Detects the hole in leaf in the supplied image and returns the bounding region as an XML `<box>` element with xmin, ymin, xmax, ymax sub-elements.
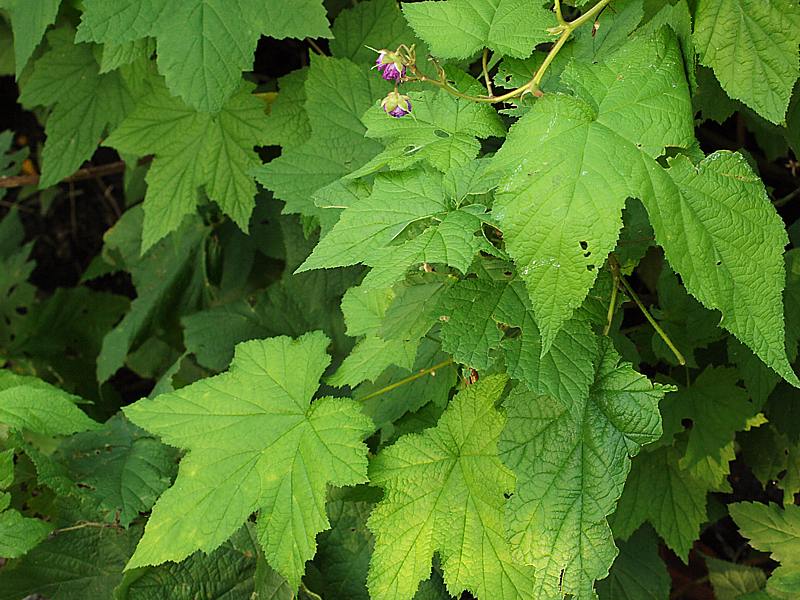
<box><xmin>715</xmin><ymin>260</ymin><xmax>722</xmax><ymax>266</ymax></box>
<box><xmin>579</xmin><ymin>241</ymin><xmax>588</xmax><ymax>250</ymax></box>
<box><xmin>584</xmin><ymin>251</ymin><xmax>591</xmax><ymax>258</ymax></box>
<box><xmin>586</xmin><ymin>264</ymin><xmax>595</xmax><ymax>271</ymax></box>
<box><xmin>681</xmin><ymin>418</ymin><xmax>693</xmax><ymax>429</ymax></box>
<box><xmin>433</xmin><ymin>129</ymin><xmax>450</xmax><ymax>138</ymax></box>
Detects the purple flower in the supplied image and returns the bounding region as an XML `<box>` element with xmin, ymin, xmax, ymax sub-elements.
<box><xmin>381</xmin><ymin>91</ymin><xmax>412</xmax><ymax>118</ymax></box>
<box><xmin>375</xmin><ymin>51</ymin><xmax>405</xmax><ymax>82</ymax></box>
<box><xmin>387</xmin><ymin>100</ymin><xmax>412</xmax><ymax>118</ymax></box>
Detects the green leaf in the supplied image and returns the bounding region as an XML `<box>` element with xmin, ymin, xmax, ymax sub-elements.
<box><xmin>77</xmin><ymin>0</ymin><xmax>329</xmax><ymax>112</ymax></box>
<box><xmin>255</xmin><ymin>56</ymin><xmax>387</xmax><ymax>222</ymax></box>
<box><xmin>328</xmin><ymin>336</ymin><xmax>417</xmax><ymax>387</ymax></box>
<box><xmin>96</xmin><ymin>207</ymin><xmax>209</xmax><ymax>382</ymax></box>
<box><xmin>301</xmin><ymin>169</ymin><xmax>488</xmax><ymax>282</ymax></box>
<box><xmin>10</xmin><ymin>287</ymin><xmax>130</xmax><ymax>400</ymax></box>
<box><xmin>438</xmin><ymin>273</ymin><xmax>599</xmax><ymax>403</ymax></box>
<box><xmin>402</xmin><ymin>0</ymin><xmax>555</xmax><ymax>60</ymax></box>
<box><xmin>99</xmin><ymin>38</ymin><xmax>155</xmax><ymax>74</ymax></box>
<box><xmin>0</xmin><ymin>213</ymin><xmax>35</xmax><ymax>348</ymax></box>
<box><xmin>739</xmin><ymin>425</ymin><xmax>800</xmax><ymax>505</ymax></box>
<box><xmin>489</xmin><ymin>29</ymin><xmax>694</xmax><ymax>350</ymax></box>
<box><xmin>115</xmin><ymin>525</ymin><xmax>261</xmax><ymax>599</ymax></box>
<box><xmin>331</xmin><ymin>0</ymin><xmax>421</xmax><ymax>65</ymax></box>
<box><xmin>500</xmin><ymin>340</ymin><xmax>668</xmax><ymax>599</ymax></box>
<box><xmin>367</xmin><ymin>375</ymin><xmax>536</xmax><ymax>600</ymax></box>
<box><xmin>730</xmin><ymin>503</ymin><xmax>800</xmax><ymax>598</ymax></box>
<box><xmin>352</xmin><ymin>89</ymin><xmax>505</xmax><ymax>176</ymax></box>
<box><xmin>659</xmin><ymin>368</ymin><xmax>760</xmax><ymax>487</ymax></box>
<box><xmin>0</xmin><ymin>0</ymin><xmax>61</xmax><ymax>77</ymax></box>
<box><xmin>0</xmin><ymin>525</ymin><xmax>140</xmax><ymax>600</ymax></box>
<box><xmin>0</xmin><ymin>372</ymin><xmax>98</xmax><ymax>436</ymax></box>
<box><xmin>123</xmin><ymin>332</ymin><xmax>373</xmax><ymax>587</ymax></box>
<box><xmin>706</xmin><ymin>556</ymin><xmax>768</xmax><ymax>600</ymax></box>
<box><xmin>649</xmin><ymin>152</ymin><xmax>799</xmax><ymax>386</ymax></box>
<box><xmin>356</xmin><ymin>337</ymin><xmax>457</xmax><ymax>432</ymax></box>
<box><xmin>693</xmin><ymin>0</ymin><xmax>800</xmax><ymax>124</ymax></box>
<box><xmin>18</xmin><ymin>27</ymin><xmax>134</xmax><ymax>187</ymax></box>
<box><xmin>595</xmin><ymin>526</ymin><xmax>670</xmax><ymax>600</ymax></box>
<box><xmin>299</xmin><ymin>170</ymin><xmax>448</xmax><ymax>272</ymax></box>
<box><xmin>104</xmin><ymin>77</ymin><xmax>268</xmax><ymax>250</ymax></box>
<box><xmin>611</xmin><ymin>444</ymin><xmax>710</xmax><ymax>560</ymax></box>
<box><xmin>56</xmin><ymin>415</ymin><xmax>178</xmax><ymax>528</ymax></box>
<box><xmin>263</xmin><ymin>69</ymin><xmax>311</xmax><ymax>149</ymax></box>
<box><xmin>0</xmin><ymin>509</ymin><xmax>53</xmax><ymax>559</ymax></box>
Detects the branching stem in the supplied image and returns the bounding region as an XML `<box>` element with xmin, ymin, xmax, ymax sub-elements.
<box><xmin>406</xmin><ymin>0</ymin><xmax>613</xmax><ymax>103</ymax></box>
<box><xmin>358</xmin><ymin>359</ymin><xmax>455</xmax><ymax>402</ymax></box>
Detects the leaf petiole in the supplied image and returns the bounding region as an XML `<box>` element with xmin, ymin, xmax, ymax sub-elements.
<box><xmin>358</xmin><ymin>358</ymin><xmax>455</xmax><ymax>402</ymax></box>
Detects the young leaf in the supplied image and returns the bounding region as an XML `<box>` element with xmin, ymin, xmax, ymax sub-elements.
<box><xmin>693</xmin><ymin>0</ymin><xmax>800</xmax><ymax>124</ymax></box>
<box><xmin>104</xmin><ymin>77</ymin><xmax>269</xmax><ymax>251</ymax></box>
<box><xmin>123</xmin><ymin>332</ymin><xmax>374</xmax><ymax>588</ymax></box>
<box><xmin>367</xmin><ymin>375</ymin><xmax>536</xmax><ymax>600</ymax></box>
<box><xmin>489</xmin><ymin>29</ymin><xmax>694</xmax><ymax>350</ymax></box>
<box><xmin>352</xmin><ymin>90</ymin><xmax>505</xmax><ymax>176</ymax></box>
<box><xmin>402</xmin><ymin>0</ymin><xmax>555</xmax><ymax>60</ymax></box>
<box><xmin>499</xmin><ymin>340</ymin><xmax>669</xmax><ymax>599</ymax></box>
<box><xmin>730</xmin><ymin>503</ymin><xmax>800</xmax><ymax>598</ymax></box>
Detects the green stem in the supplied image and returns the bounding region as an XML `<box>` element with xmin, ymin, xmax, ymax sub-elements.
<box><xmin>603</xmin><ymin>271</ymin><xmax>619</xmax><ymax>336</ymax></box>
<box><xmin>618</xmin><ymin>275</ymin><xmax>686</xmax><ymax>366</ymax></box>
<box><xmin>411</xmin><ymin>0</ymin><xmax>613</xmax><ymax>103</ymax></box>
<box><xmin>300</xmin><ymin>583</ymin><xmax>324</xmax><ymax>600</ymax></box>
<box><xmin>358</xmin><ymin>359</ymin><xmax>455</xmax><ymax>403</ymax></box>
<box><xmin>554</xmin><ymin>0</ymin><xmax>567</xmax><ymax>25</ymax></box>
<box><xmin>481</xmin><ymin>48</ymin><xmax>494</xmax><ymax>96</ymax></box>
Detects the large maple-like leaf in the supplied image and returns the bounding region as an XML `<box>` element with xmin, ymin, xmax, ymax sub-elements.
<box><xmin>367</xmin><ymin>375</ymin><xmax>536</xmax><ymax>600</ymax></box>
<box><xmin>123</xmin><ymin>332</ymin><xmax>373</xmax><ymax>587</ymax></box>
<box><xmin>104</xmin><ymin>76</ymin><xmax>269</xmax><ymax>251</ymax></box>
<box><xmin>693</xmin><ymin>0</ymin><xmax>800</xmax><ymax>124</ymax></box>
<box><xmin>77</xmin><ymin>0</ymin><xmax>330</xmax><ymax>112</ymax></box>
<box><xmin>402</xmin><ymin>0</ymin><xmax>555</xmax><ymax>60</ymax></box>
<box><xmin>499</xmin><ymin>340</ymin><xmax>670</xmax><ymax>599</ymax></box>
<box><xmin>489</xmin><ymin>29</ymin><xmax>695</xmax><ymax>351</ymax></box>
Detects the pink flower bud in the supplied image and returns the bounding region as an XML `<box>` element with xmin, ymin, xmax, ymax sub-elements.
<box><xmin>381</xmin><ymin>91</ymin><xmax>412</xmax><ymax>118</ymax></box>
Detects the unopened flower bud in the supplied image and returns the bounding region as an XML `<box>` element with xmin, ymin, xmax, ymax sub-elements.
<box><xmin>374</xmin><ymin>50</ymin><xmax>406</xmax><ymax>82</ymax></box>
<box><xmin>381</xmin><ymin>91</ymin><xmax>412</xmax><ymax>118</ymax></box>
